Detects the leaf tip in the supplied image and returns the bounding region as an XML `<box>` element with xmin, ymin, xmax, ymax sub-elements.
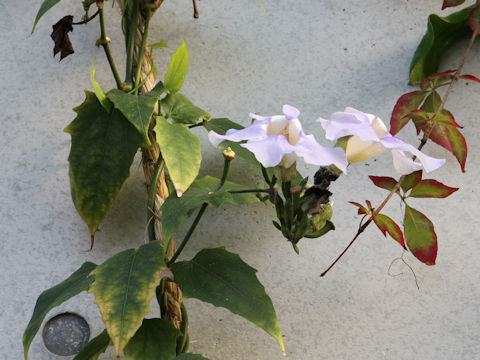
<box><xmin>174</xmin><ymin>183</ymin><xmax>185</xmax><ymax>197</ymax></box>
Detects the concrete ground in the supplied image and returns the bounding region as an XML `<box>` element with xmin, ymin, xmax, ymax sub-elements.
<box><xmin>1</xmin><ymin>1</ymin><xmax>480</xmax><ymax>359</ymax></box>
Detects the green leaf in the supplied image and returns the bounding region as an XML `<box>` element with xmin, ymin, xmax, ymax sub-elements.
<box><xmin>91</xmin><ymin>60</ymin><xmax>112</xmax><ymax>113</ymax></box>
<box><xmin>203</xmin><ymin>118</ymin><xmax>261</xmax><ymax>168</ymax></box>
<box><xmin>107</xmin><ymin>83</ymin><xmax>165</xmax><ymax>146</ymax></box>
<box><xmin>150</xmin><ymin>42</ymin><xmax>168</xmax><ymax>49</ymax></box>
<box><xmin>373</xmin><ymin>213</ymin><xmax>405</xmax><ymax>248</ymax></box>
<box><xmin>32</xmin><ymin>0</ymin><xmax>62</xmax><ymax>33</ymax></box>
<box><xmin>174</xmin><ymin>355</ymin><xmax>211</xmax><ymax>360</ymax></box>
<box><xmin>404</xmin><ymin>205</ymin><xmax>437</xmax><ymax>265</ymax></box>
<box><xmin>65</xmin><ymin>91</ymin><xmax>143</xmax><ymax>236</ymax></box>
<box><xmin>409</xmin><ymin>6</ymin><xmax>474</xmax><ymax>84</ymax></box>
<box><xmin>89</xmin><ymin>241</ymin><xmax>165</xmax><ymax>357</ymax></box>
<box><xmin>171</xmin><ymin>247</ymin><xmax>285</xmax><ymax>354</ymax></box>
<box><xmin>154</xmin><ymin>117</ymin><xmax>201</xmax><ymax>196</ymax></box>
<box><xmin>23</xmin><ymin>262</ymin><xmax>97</xmax><ymax>360</ymax></box>
<box><xmin>124</xmin><ymin>319</ymin><xmax>180</xmax><ymax>360</ymax></box>
<box><xmin>400</xmin><ymin>170</ymin><xmax>423</xmax><ymax>193</ymax></box>
<box><xmin>162</xmin><ymin>93</ymin><xmax>211</xmax><ymax>124</ymax></box>
<box><xmin>161</xmin><ymin>176</ymin><xmax>259</xmax><ymax>241</ymax></box>
<box><xmin>164</xmin><ymin>40</ymin><xmax>189</xmax><ymax>93</ymax></box>
<box><xmin>409</xmin><ymin>179</ymin><xmax>459</xmax><ymax>198</ymax></box>
<box><xmin>73</xmin><ymin>329</ymin><xmax>110</xmax><ymax>360</ymax></box>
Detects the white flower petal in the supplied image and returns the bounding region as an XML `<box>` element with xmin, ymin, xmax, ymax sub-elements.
<box><xmin>318</xmin><ymin>110</ymin><xmax>380</xmax><ymax>141</ymax></box>
<box><xmin>288</xmin><ymin>118</ymin><xmax>302</xmax><ymax>145</ymax></box>
<box><xmin>283</xmin><ymin>104</ymin><xmax>300</xmax><ymax>120</ymax></box>
<box><xmin>294</xmin><ymin>132</ymin><xmax>348</xmax><ymax>172</ymax></box>
<box><xmin>208</xmin><ymin>124</ymin><xmax>267</xmax><ymax>147</ymax></box>
<box><xmin>380</xmin><ymin>137</ymin><xmax>446</xmax><ymax>173</ymax></box>
<box><xmin>240</xmin><ymin>135</ymin><xmax>295</xmax><ymax>168</ymax></box>
<box><xmin>391</xmin><ymin>150</ymin><xmax>423</xmax><ymax>174</ymax></box>
<box><xmin>266</xmin><ymin>115</ymin><xmax>288</xmax><ymax>136</ymax></box>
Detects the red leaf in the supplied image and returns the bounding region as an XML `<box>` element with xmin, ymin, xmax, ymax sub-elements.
<box><xmin>409</xmin><ymin>179</ymin><xmax>459</xmax><ymax>198</ymax></box>
<box><xmin>349</xmin><ymin>201</ymin><xmax>367</xmax><ymax>215</ymax></box>
<box><xmin>404</xmin><ymin>205</ymin><xmax>437</xmax><ymax>265</ymax></box>
<box><xmin>366</xmin><ymin>200</ymin><xmax>373</xmax><ymax>211</ymax></box>
<box><xmin>428</xmin><ymin>119</ymin><xmax>468</xmax><ymax>172</ymax></box>
<box><xmin>369</xmin><ymin>176</ymin><xmax>397</xmax><ymax>191</ymax></box>
<box><xmin>373</xmin><ymin>213</ymin><xmax>405</xmax><ymax>248</ymax></box>
<box><xmin>421</xmin><ymin>91</ymin><xmax>442</xmax><ymax>113</ymax></box>
<box><xmin>390</xmin><ymin>91</ymin><xmax>428</xmax><ymax>135</ymax></box>
<box><xmin>442</xmin><ymin>0</ymin><xmax>466</xmax><ymax>10</ymax></box>
<box><xmin>459</xmin><ymin>74</ymin><xmax>480</xmax><ymax>83</ymax></box>
<box><xmin>469</xmin><ymin>4</ymin><xmax>480</xmax><ymax>34</ymax></box>
<box><xmin>400</xmin><ymin>170</ymin><xmax>422</xmax><ymax>193</ymax></box>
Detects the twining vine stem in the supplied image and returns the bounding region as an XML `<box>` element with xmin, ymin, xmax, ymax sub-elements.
<box><xmin>167</xmin><ymin>157</ymin><xmax>233</xmax><ymax>266</ymax></box>
<box><xmin>147</xmin><ymin>155</ymin><xmax>165</xmax><ymax>242</ymax></box>
<box><xmin>98</xmin><ymin>2</ymin><xmax>123</xmax><ymax>89</ymax></box>
<box><xmin>321</xmin><ymin>31</ymin><xmax>478</xmax><ymax>277</ymax></box>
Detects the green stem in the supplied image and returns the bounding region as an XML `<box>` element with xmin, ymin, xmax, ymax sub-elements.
<box><xmin>261</xmin><ymin>166</ymin><xmax>271</xmax><ymax>185</ymax></box>
<box><xmin>177</xmin><ymin>303</ymin><xmax>189</xmax><ymax>354</ymax></box>
<box><xmin>228</xmin><ymin>189</ymin><xmax>269</xmax><ymax>194</ymax></box>
<box><xmin>147</xmin><ymin>155</ymin><xmax>165</xmax><ymax>242</ymax></box>
<box><xmin>134</xmin><ymin>7</ymin><xmax>152</xmax><ymax>94</ymax></box>
<box><xmin>167</xmin><ymin>157</ymin><xmax>232</xmax><ymax>265</ymax></box>
<box><xmin>98</xmin><ymin>6</ymin><xmax>123</xmax><ymax>89</ymax></box>
<box><xmin>128</xmin><ymin>67</ymin><xmax>153</xmax><ymax>94</ymax></box>
<box><xmin>125</xmin><ymin>0</ymin><xmax>139</xmax><ymax>85</ymax></box>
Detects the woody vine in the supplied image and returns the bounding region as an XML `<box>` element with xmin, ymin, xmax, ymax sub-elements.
<box><xmin>22</xmin><ymin>1</ymin><xmax>479</xmax><ymax>359</ymax></box>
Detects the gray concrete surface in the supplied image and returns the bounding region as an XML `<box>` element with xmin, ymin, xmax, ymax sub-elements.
<box><xmin>1</xmin><ymin>1</ymin><xmax>480</xmax><ymax>359</ymax></box>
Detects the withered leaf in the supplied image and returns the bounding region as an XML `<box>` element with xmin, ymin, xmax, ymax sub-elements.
<box><xmin>51</xmin><ymin>15</ymin><xmax>74</xmax><ymax>60</ymax></box>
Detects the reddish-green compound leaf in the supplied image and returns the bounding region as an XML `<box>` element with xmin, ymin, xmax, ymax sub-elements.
<box><xmin>459</xmin><ymin>74</ymin><xmax>480</xmax><ymax>82</ymax></box>
<box><xmin>422</xmin><ymin>90</ymin><xmax>442</xmax><ymax>113</ymax></box>
<box><xmin>368</xmin><ymin>176</ymin><xmax>397</xmax><ymax>191</ymax></box>
<box><xmin>349</xmin><ymin>201</ymin><xmax>367</xmax><ymax>215</ymax></box>
<box><xmin>404</xmin><ymin>205</ymin><xmax>437</xmax><ymax>265</ymax></box>
<box><xmin>390</xmin><ymin>91</ymin><xmax>428</xmax><ymax>135</ymax></box>
<box><xmin>409</xmin><ymin>6</ymin><xmax>474</xmax><ymax>84</ymax></box>
<box><xmin>409</xmin><ymin>179</ymin><xmax>459</xmax><ymax>198</ymax></box>
<box><xmin>23</xmin><ymin>262</ymin><xmax>97</xmax><ymax>360</ymax></box>
<box><xmin>442</xmin><ymin>0</ymin><xmax>466</xmax><ymax>10</ymax></box>
<box><xmin>171</xmin><ymin>247</ymin><xmax>285</xmax><ymax>354</ymax></box>
<box><xmin>366</xmin><ymin>200</ymin><xmax>373</xmax><ymax>211</ymax></box>
<box><xmin>65</xmin><ymin>91</ymin><xmax>143</xmax><ymax>236</ymax></box>
<box><xmin>373</xmin><ymin>213</ymin><xmax>405</xmax><ymax>248</ymax></box>
<box><xmin>428</xmin><ymin>118</ymin><xmax>468</xmax><ymax>172</ymax></box>
<box><xmin>401</xmin><ymin>170</ymin><xmax>422</xmax><ymax>193</ymax></box>
<box><xmin>89</xmin><ymin>241</ymin><xmax>165</xmax><ymax>357</ymax></box>
<box><xmin>469</xmin><ymin>4</ymin><xmax>480</xmax><ymax>33</ymax></box>
<box><xmin>124</xmin><ymin>319</ymin><xmax>180</xmax><ymax>360</ymax></box>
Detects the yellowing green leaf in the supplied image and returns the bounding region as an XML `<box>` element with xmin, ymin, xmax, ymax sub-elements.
<box><xmin>171</xmin><ymin>247</ymin><xmax>285</xmax><ymax>354</ymax></box>
<box><xmin>65</xmin><ymin>91</ymin><xmax>143</xmax><ymax>236</ymax></box>
<box><xmin>162</xmin><ymin>92</ymin><xmax>210</xmax><ymax>124</ymax></box>
<box><xmin>23</xmin><ymin>262</ymin><xmax>97</xmax><ymax>360</ymax></box>
<box><xmin>89</xmin><ymin>241</ymin><xmax>165</xmax><ymax>357</ymax></box>
<box><xmin>164</xmin><ymin>40</ymin><xmax>189</xmax><ymax>93</ymax></box>
<box><xmin>124</xmin><ymin>319</ymin><xmax>180</xmax><ymax>360</ymax></box>
<box><xmin>91</xmin><ymin>60</ymin><xmax>112</xmax><ymax>113</ymax></box>
<box><xmin>154</xmin><ymin>117</ymin><xmax>201</xmax><ymax>196</ymax></box>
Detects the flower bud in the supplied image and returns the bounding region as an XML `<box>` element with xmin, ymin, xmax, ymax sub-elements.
<box><xmin>275</xmin><ymin>162</ymin><xmax>297</xmax><ymax>183</ymax></box>
<box><xmin>222</xmin><ymin>147</ymin><xmax>235</xmax><ymax>161</ymax></box>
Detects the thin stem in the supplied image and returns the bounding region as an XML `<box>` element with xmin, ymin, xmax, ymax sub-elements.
<box><xmin>261</xmin><ymin>166</ymin><xmax>271</xmax><ymax>185</ymax></box>
<box><xmin>134</xmin><ymin>7</ymin><xmax>152</xmax><ymax>94</ymax></box>
<box><xmin>192</xmin><ymin>0</ymin><xmax>199</xmax><ymax>18</ymax></box>
<box><xmin>420</xmin><ymin>31</ymin><xmax>478</xmax><ymax>149</ymax></box>
<box><xmin>167</xmin><ymin>157</ymin><xmax>233</xmax><ymax>265</ymax></box>
<box><xmin>72</xmin><ymin>9</ymin><xmax>100</xmax><ymax>25</ymax></box>
<box><xmin>228</xmin><ymin>189</ymin><xmax>269</xmax><ymax>194</ymax></box>
<box><xmin>98</xmin><ymin>5</ymin><xmax>123</xmax><ymax>89</ymax></box>
<box><xmin>128</xmin><ymin>67</ymin><xmax>153</xmax><ymax>94</ymax></box>
<box><xmin>321</xmin><ymin>32</ymin><xmax>478</xmax><ymax>277</ymax></box>
<box><xmin>147</xmin><ymin>155</ymin><xmax>165</xmax><ymax>242</ymax></box>
<box><xmin>125</xmin><ymin>0</ymin><xmax>139</xmax><ymax>85</ymax></box>
<box><xmin>187</xmin><ymin>122</ymin><xmax>205</xmax><ymax>129</ymax></box>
